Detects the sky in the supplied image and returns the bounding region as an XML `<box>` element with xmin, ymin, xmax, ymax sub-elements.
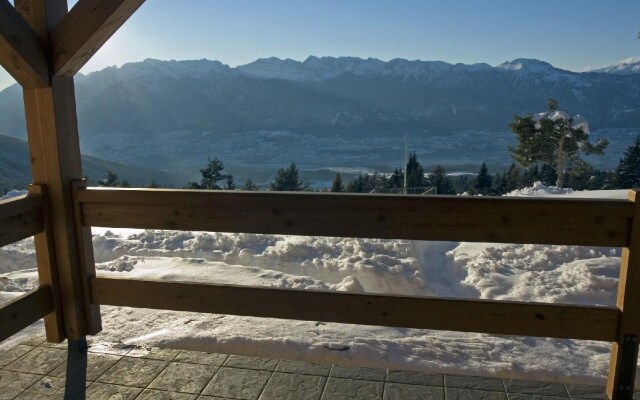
<box><xmin>1</xmin><ymin>0</ymin><xmax>639</xmax><ymax>90</ymax></box>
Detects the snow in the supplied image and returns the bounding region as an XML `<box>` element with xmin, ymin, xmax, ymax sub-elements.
<box><xmin>0</xmin><ymin>183</ymin><xmax>633</xmax><ymax>384</ymax></box>
<box><xmin>587</xmin><ymin>57</ymin><xmax>640</xmax><ymax>75</ymax></box>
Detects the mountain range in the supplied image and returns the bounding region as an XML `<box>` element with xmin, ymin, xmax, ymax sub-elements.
<box><xmin>0</xmin><ymin>56</ymin><xmax>638</xmax><ymax>183</ymax></box>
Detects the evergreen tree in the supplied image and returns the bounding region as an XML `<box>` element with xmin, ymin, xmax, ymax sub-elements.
<box><xmin>100</xmin><ymin>171</ymin><xmax>121</xmax><ymax>187</ymax></box>
<box><xmin>331</xmin><ymin>173</ymin><xmax>345</xmax><ymax>192</ymax></box>
<box><xmin>188</xmin><ymin>157</ymin><xmax>231</xmax><ymax>190</ymax></box>
<box><xmin>387</xmin><ymin>168</ymin><xmax>404</xmax><ymax>189</ymax></box>
<box><xmin>225</xmin><ymin>175</ymin><xmax>236</xmax><ymax>190</ymax></box>
<box><xmin>615</xmin><ymin>135</ymin><xmax>640</xmax><ymax>189</ymax></box>
<box><xmin>270</xmin><ymin>162</ymin><xmax>308</xmax><ymax>191</ymax></box>
<box><xmin>509</xmin><ymin>98</ymin><xmax>608</xmax><ymax>187</ymax></box>
<box><xmin>242</xmin><ymin>178</ymin><xmax>259</xmax><ymax>191</ymax></box>
<box><xmin>431</xmin><ymin>165</ymin><xmax>456</xmax><ymax>195</ymax></box>
<box><xmin>405</xmin><ymin>152</ymin><xmax>425</xmax><ymax>187</ymax></box>
<box><xmin>473</xmin><ymin>163</ymin><xmax>492</xmax><ymax>195</ymax></box>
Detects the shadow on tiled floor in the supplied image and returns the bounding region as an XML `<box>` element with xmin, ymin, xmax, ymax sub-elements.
<box><xmin>0</xmin><ymin>334</ymin><xmax>613</xmax><ymax>399</ymax></box>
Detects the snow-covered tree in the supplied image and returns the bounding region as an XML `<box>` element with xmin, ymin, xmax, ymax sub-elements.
<box><xmin>615</xmin><ymin>135</ymin><xmax>640</xmax><ymax>189</ymax></box>
<box><xmin>509</xmin><ymin>99</ymin><xmax>608</xmax><ymax>188</ymax></box>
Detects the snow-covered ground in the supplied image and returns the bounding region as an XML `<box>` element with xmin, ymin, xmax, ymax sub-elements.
<box><xmin>0</xmin><ymin>184</ymin><xmax>632</xmax><ymax>384</ymax></box>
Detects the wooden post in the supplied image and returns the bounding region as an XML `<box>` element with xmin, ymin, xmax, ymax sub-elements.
<box><xmin>607</xmin><ymin>190</ymin><xmax>640</xmax><ymax>400</ymax></box>
<box><xmin>16</xmin><ymin>0</ymin><xmax>101</xmax><ymax>340</ymax></box>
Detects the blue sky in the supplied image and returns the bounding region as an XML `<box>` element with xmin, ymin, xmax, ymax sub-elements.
<box><xmin>1</xmin><ymin>0</ymin><xmax>639</xmax><ymax>90</ymax></box>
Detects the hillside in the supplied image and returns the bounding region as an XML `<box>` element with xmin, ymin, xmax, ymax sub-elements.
<box><xmin>0</xmin><ymin>134</ymin><xmax>182</xmax><ymax>192</ymax></box>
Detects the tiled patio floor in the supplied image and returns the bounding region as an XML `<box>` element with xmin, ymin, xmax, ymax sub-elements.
<box><xmin>0</xmin><ymin>334</ymin><xmax>613</xmax><ymax>400</ymax></box>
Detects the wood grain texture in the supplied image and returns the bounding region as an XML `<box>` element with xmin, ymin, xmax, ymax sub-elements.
<box><xmin>608</xmin><ymin>190</ymin><xmax>640</xmax><ymax>399</ymax></box>
<box><xmin>91</xmin><ymin>277</ymin><xmax>620</xmax><ymax>342</ymax></box>
<box><xmin>77</xmin><ymin>188</ymin><xmax>634</xmax><ymax>247</ymax></box>
<box><xmin>0</xmin><ymin>0</ymin><xmax>49</xmax><ymax>87</ymax></box>
<box><xmin>0</xmin><ymin>285</ymin><xmax>53</xmax><ymax>343</ymax></box>
<box><xmin>0</xmin><ymin>191</ymin><xmax>43</xmax><ymax>247</ymax></box>
<box><xmin>50</xmin><ymin>0</ymin><xmax>146</xmax><ymax>76</ymax></box>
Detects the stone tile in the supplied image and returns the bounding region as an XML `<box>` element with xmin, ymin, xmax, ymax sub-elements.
<box><xmin>563</xmin><ymin>384</ymin><xmax>607</xmax><ymax>400</ymax></box>
<box><xmin>149</xmin><ymin>361</ymin><xmax>217</xmax><ymax>394</ymax></box>
<box><xmin>175</xmin><ymin>350</ymin><xmax>229</xmax><ymax>366</ymax></box>
<box><xmin>0</xmin><ymin>370</ymin><xmax>41</xmax><ymax>400</ymax></box>
<box><xmin>202</xmin><ymin>367</ymin><xmax>271</xmax><ymax>399</ymax></box>
<box><xmin>446</xmin><ymin>387</ymin><xmax>507</xmax><ymax>400</ymax></box>
<box><xmin>49</xmin><ymin>352</ymin><xmax>121</xmax><ymax>381</ymax></box>
<box><xmin>505</xmin><ymin>380</ymin><xmax>568</xmax><ymax>397</ymax></box>
<box><xmin>330</xmin><ymin>365</ymin><xmax>386</xmax><ymax>382</ymax></box>
<box><xmin>223</xmin><ymin>355</ymin><xmax>279</xmax><ymax>371</ymax></box>
<box><xmin>321</xmin><ymin>377</ymin><xmax>383</xmax><ymax>399</ymax></box>
<box><xmin>137</xmin><ymin>388</ymin><xmax>198</xmax><ymax>399</ymax></box>
<box><xmin>506</xmin><ymin>395</ymin><xmax>571</xmax><ymax>400</ymax></box>
<box><xmin>387</xmin><ymin>370</ymin><xmax>443</xmax><ymax>386</ymax></box>
<box><xmin>84</xmin><ymin>382</ymin><xmax>143</xmax><ymax>399</ymax></box>
<box><xmin>276</xmin><ymin>360</ymin><xmax>332</xmax><ymax>376</ymax></box>
<box><xmin>88</xmin><ymin>341</ymin><xmax>136</xmax><ymax>356</ymax></box>
<box><xmin>446</xmin><ymin>375</ymin><xmax>505</xmax><ymax>392</ymax></box>
<box><xmin>384</xmin><ymin>382</ymin><xmax>445</xmax><ymax>400</ymax></box>
<box><xmin>14</xmin><ymin>376</ymin><xmax>66</xmax><ymax>400</ymax></box>
<box><xmin>5</xmin><ymin>347</ymin><xmax>66</xmax><ymax>375</ymax></box>
<box><xmin>98</xmin><ymin>357</ymin><xmax>169</xmax><ymax>388</ymax></box>
<box><xmin>260</xmin><ymin>372</ymin><xmax>326</xmax><ymax>400</ymax></box>
<box><xmin>127</xmin><ymin>346</ymin><xmax>180</xmax><ymax>361</ymax></box>
<box><xmin>0</xmin><ymin>344</ymin><xmax>33</xmax><ymax>367</ymax></box>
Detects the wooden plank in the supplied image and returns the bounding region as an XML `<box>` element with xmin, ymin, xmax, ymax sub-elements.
<box><xmin>50</xmin><ymin>0</ymin><xmax>146</xmax><ymax>76</ymax></box>
<box><xmin>0</xmin><ymin>285</ymin><xmax>53</xmax><ymax>343</ymax></box>
<box><xmin>91</xmin><ymin>277</ymin><xmax>620</xmax><ymax>342</ymax></box>
<box><xmin>0</xmin><ymin>192</ymin><xmax>42</xmax><ymax>219</ymax></box>
<box><xmin>0</xmin><ymin>209</ymin><xmax>42</xmax><ymax>247</ymax></box>
<box><xmin>607</xmin><ymin>190</ymin><xmax>640</xmax><ymax>400</ymax></box>
<box><xmin>28</xmin><ymin>184</ymin><xmax>64</xmax><ymax>342</ymax></box>
<box><xmin>17</xmin><ymin>0</ymin><xmax>101</xmax><ymax>340</ymax></box>
<box><xmin>0</xmin><ymin>0</ymin><xmax>49</xmax><ymax>88</ymax></box>
<box><xmin>77</xmin><ymin>188</ymin><xmax>634</xmax><ymax>247</ymax></box>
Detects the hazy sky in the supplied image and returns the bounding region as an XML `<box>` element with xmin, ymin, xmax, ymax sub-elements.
<box><xmin>1</xmin><ymin>0</ymin><xmax>639</xmax><ymax>90</ymax></box>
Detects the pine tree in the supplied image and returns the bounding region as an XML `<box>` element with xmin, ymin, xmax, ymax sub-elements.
<box><xmin>225</xmin><ymin>175</ymin><xmax>236</xmax><ymax>190</ymax></box>
<box><xmin>615</xmin><ymin>135</ymin><xmax>640</xmax><ymax>189</ymax></box>
<box><xmin>509</xmin><ymin>98</ymin><xmax>608</xmax><ymax>188</ymax></box>
<box><xmin>188</xmin><ymin>157</ymin><xmax>231</xmax><ymax>190</ymax></box>
<box><xmin>331</xmin><ymin>173</ymin><xmax>345</xmax><ymax>192</ymax></box>
<box><xmin>473</xmin><ymin>163</ymin><xmax>492</xmax><ymax>195</ymax></box>
<box><xmin>431</xmin><ymin>165</ymin><xmax>455</xmax><ymax>195</ymax></box>
<box><xmin>100</xmin><ymin>171</ymin><xmax>120</xmax><ymax>187</ymax></box>
<box><xmin>242</xmin><ymin>178</ymin><xmax>259</xmax><ymax>191</ymax></box>
<box><xmin>406</xmin><ymin>152</ymin><xmax>425</xmax><ymax>187</ymax></box>
<box><xmin>270</xmin><ymin>162</ymin><xmax>308</xmax><ymax>191</ymax></box>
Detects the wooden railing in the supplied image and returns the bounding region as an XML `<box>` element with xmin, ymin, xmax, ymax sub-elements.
<box><xmin>1</xmin><ymin>186</ymin><xmax>639</xmax><ymax>399</ymax></box>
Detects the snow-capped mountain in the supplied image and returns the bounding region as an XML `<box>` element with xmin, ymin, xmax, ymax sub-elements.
<box><xmin>587</xmin><ymin>57</ymin><xmax>640</xmax><ymax>75</ymax></box>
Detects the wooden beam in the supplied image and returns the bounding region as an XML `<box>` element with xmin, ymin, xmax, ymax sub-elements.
<box><xmin>18</xmin><ymin>0</ymin><xmax>101</xmax><ymax>340</ymax></box>
<box><xmin>0</xmin><ymin>0</ymin><xmax>50</xmax><ymax>88</ymax></box>
<box><xmin>28</xmin><ymin>184</ymin><xmax>65</xmax><ymax>342</ymax></box>
<box><xmin>77</xmin><ymin>188</ymin><xmax>634</xmax><ymax>247</ymax></box>
<box><xmin>0</xmin><ymin>285</ymin><xmax>53</xmax><ymax>343</ymax></box>
<box><xmin>607</xmin><ymin>190</ymin><xmax>640</xmax><ymax>400</ymax></box>
<box><xmin>0</xmin><ymin>192</ymin><xmax>43</xmax><ymax>247</ymax></box>
<box><xmin>50</xmin><ymin>0</ymin><xmax>145</xmax><ymax>76</ymax></box>
<box><xmin>91</xmin><ymin>277</ymin><xmax>620</xmax><ymax>342</ymax></box>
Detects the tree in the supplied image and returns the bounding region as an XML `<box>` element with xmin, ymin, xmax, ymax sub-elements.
<box><xmin>331</xmin><ymin>173</ymin><xmax>345</xmax><ymax>192</ymax></box>
<box><xmin>242</xmin><ymin>178</ymin><xmax>259</xmax><ymax>191</ymax></box>
<box><xmin>225</xmin><ymin>175</ymin><xmax>236</xmax><ymax>190</ymax></box>
<box><xmin>188</xmin><ymin>157</ymin><xmax>231</xmax><ymax>190</ymax></box>
<box><xmin>509</xmin><ymin>98</ymin><xmax>608</xmax><ymax>188</ymax></box>
<box><xmin>431</xmin><ymin>165</ymin><xmax>456</xmax><ymax>195</ymax></box>
<box><xmin>615</xmin><ymin>135</ymin><xmax>640</xmax><ymax>189</ymax></box>
<box><xmin>405</xmin><ymin>152</ymin><xmax>425</xmax><ymax>187</ymax></box>
<box><xmin>473</xmin><ymin>163</ymin><xmax>492</xmax><ymax>195</ymax></box>
<box><xmin>99</xmin><ymin>170</ymin><xmax>128</xmax><ymax>187</ymax></box>
<box><xmin>270</xmin><ymin>162</ymin><xmax>308</xmax><ymax>191</ymax></box>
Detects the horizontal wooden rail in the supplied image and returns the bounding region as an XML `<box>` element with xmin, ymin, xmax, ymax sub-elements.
<box><xmin>77</xmin><ymin>188</ymin><xmax>634</xmax><ymax>247</ymax></box>
<box><xmin>0</xmin><ymin>285</ymin><xmax>54</xmax><ymax>342</ymax></box>
<box><xmin>91</xmin><ymin>277</ymin><xmax>620</xmax><ymax>342</ymax></box>
<box><xmin>0</xmin><ymin>193</ymin><xmax>44</xmax><ymax>247</ymax></box>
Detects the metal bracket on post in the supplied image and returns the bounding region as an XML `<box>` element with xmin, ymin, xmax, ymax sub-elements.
<box><xmin>616</xmin><ymin>335</ymin><xmax>639</xmax><ymax>400</ymax></box>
